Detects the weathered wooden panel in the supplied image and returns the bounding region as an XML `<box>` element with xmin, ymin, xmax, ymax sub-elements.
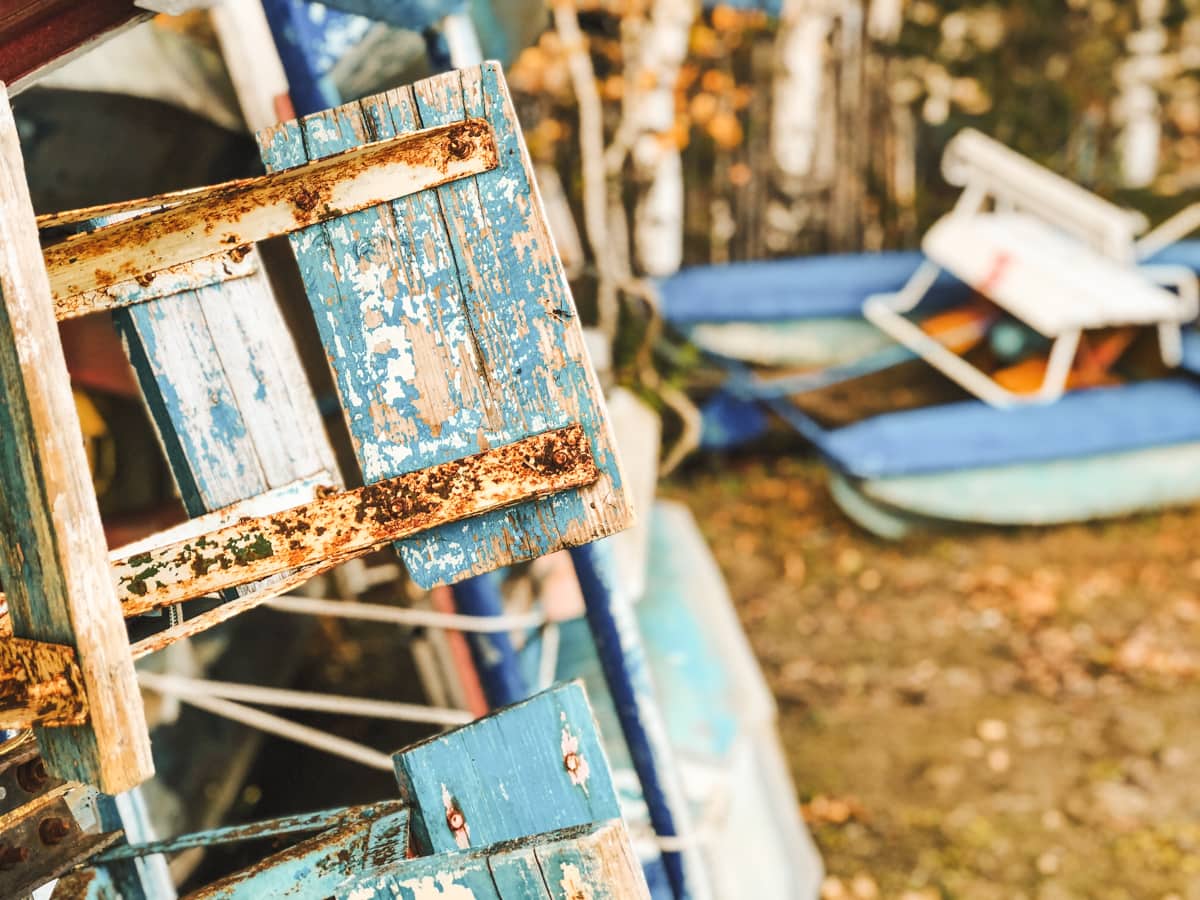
<box><xmin>0</xmin><ymin>89</ymin><xmax>152</xmax><ymax>792</ymax></box>
<box><xmin>394</xmin><ymin>682</ymin><xmax>621</xmax><ymax>855</ymax></box>
<box><xmin>258</xmin><ymin>62</ymin><xmax>632</xmax><ymax>588</ymax></box>
<box><xmin>43</xmin><ymin>119</ymin><xmax>497</xmax><ymax>301</ymax></box>
<box><xmin>186</xmin><ymin>802</ymin><xmax>409</xmax><ymax>900</ymax></box>
<box><xmin>112</xmin><ymin>260</ymin><xmax>337</xmax><ymax>517</ymax></box>
<box><xmin>336</xmin><ymin>821</ymin><xmax>649</xmax><ymax>900</ymax></box>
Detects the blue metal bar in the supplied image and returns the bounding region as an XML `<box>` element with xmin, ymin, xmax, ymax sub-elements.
<box><xmin>450</xmin><ymin>573</ymin><xmax>530</xmax><ymax>708</ymax></box>
<box><xmin>569</xmin><ymin>541</ymin><xmax>701</xmax><ymax>900</ymax></box>
<box><xmin>96</xmin><ymin>791</ymin><xmax>175</xmax><ymax>900</ymax></box>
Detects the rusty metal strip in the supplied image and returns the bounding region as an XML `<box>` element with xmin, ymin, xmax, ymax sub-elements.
<box><xmin>54</xmin><ymin>247</ymin><xmax>258</xmax><ymax>321</ymax></box>
<box><xmin>114</xmin><ymin>425</ymin><xmax>597</xmax><ymax>616</ymax></box>
<box><xmin>0</xmin><ymin>795</ymin><xmax>121</xmax><ymax>899</ymax></box>
<box><xmin>0</xmin><ymin>637</ymin><xmax>88</xmax><ymax>730</ymax></box>
<box><xmin>43</xmin><ymin>117</ymin><xmax>498</xmax><ymax>301</ymax></box>
<box><xmin>129</xmin><ymin>562</ymin><xmax>333</xmax><ymax>660</ymax></box>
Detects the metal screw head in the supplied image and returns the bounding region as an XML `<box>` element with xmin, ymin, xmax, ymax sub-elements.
<box><xmin>38</xmin><ymin>817</ymin><xmax>71</xmax><ymax>846</ymax></box>
<box><xmin>446</xmin><ymin>807</ymin><xmax>466</xmax><ymax>832</ymax></box>
<box><xmin>0</xmin><ymin>844</ymin><xmax>29</xmax><ymax>870</ymax></box>
<box><xmin>15</xmin><ymin>759</ymin><xmax>48</xmax><ymax>794</ymax></box>
<box><xmin>564</xmin><ymin>751</ymin><xmax>581</xmax><ymax>773</ymax></box>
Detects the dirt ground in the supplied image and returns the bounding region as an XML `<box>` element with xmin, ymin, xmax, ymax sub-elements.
<box><xmin>665</xmin><ymin>450</ymin><xmax>1200</xmax><ymax>900</ymax></box>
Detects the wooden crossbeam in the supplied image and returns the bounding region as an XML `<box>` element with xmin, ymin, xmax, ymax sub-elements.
<box><xmin>42</xmin><ymin>117</ymin><xmax>497</xmax><ymax>301</ymax></box>
<box><xmin>113</xmin><ymin>425</ymin><xmax>597</xmax><ymax>615</ymax></box>
<box><xmin>0</xmin><ymin>638</ymin><xmax>87</xmax><ymax>730</ymax></box>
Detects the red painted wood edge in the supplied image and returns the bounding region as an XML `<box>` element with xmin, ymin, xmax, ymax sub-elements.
<box><xmin>0</xmin><ymin>0</ymin><xmax>148</xmax><ymax>88</ymax></box>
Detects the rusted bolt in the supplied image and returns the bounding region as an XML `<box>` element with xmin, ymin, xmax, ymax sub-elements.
<box><xmin>16</xmin><ymin>759</ymin><xmax>48</xmax><ymax>794</ymax></box>
<box><xmin>0</xmin><ymin>845</ymin><xmax>29</xmax><ymax>870</ymax></box>
<box><xmin>553</xmin><ymin>449</ymin><xmax>570</xmax><ymax>467</ymax></box>
<box><xmin>446</xmin><ymin>805</ymin><xmax>466</xmax><ymax>833</ymax></box>
<box><xmin>448</xmin><ymin>137</ymin><xmax>471</xmax><ymax>159</ymax></box>
<box><xmin>38</xmin><ymin>817</ymin><xmax>71</xmax><ymax>846</ymax></box>
<box><xmin>564</xmin><ymin>751</ymin><xmax>581</xmax><ymax>774</ymax></box>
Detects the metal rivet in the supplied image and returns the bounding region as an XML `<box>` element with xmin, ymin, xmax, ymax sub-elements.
<box><xmin>0</xmin><ymin>845</ymin><xmax>29</xmax><ymax>870</ymax></box>
<box><xmin>564</xmin><ymin>751</ymin><xmax>581</xmax><ymax>773</ymax></box>
<box><xmin>446</xmin><ymin>807</ymin><xmax>466</xmax><ymax>832</ymax></box>
<box><xmin>38</xmin><ymin>817</ymin><xmax>71</xmax><ymax>846</ymax></box>
<box><xmin>15</xmin><ymin>759</ymin><xmax>48</xmax><ymax>794</ymax></box>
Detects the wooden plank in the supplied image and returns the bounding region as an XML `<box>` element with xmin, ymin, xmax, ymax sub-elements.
<box><xmin>186</xmin><ymin>802</ymin><xmax>409</xmax><ymax>900</ymax></box>
<box><xmin>44</xmin><ymin>118</ymin><xmax>498</xmax><ymax>300</ymax></box>
<box><xmin>534</xmin><ymin>820</ymin><xmax>649</xmax><ymax>900</ymax></box>
<box><xmin>335</xmin><ymin>821</ymin><xmax>649</xmax><ymax>900</ymax></box>
<box><xmin>257</xmin><ymin>63</ymin><xmax>633</xmax><ymax>588</ymax></box>
<box><xmin>0</xmin><ymin>637</ymin><xmax>87</xmax><ymax>729</ymax></box>
<box><xmin>113</xmin><ymin>261</ymin><xmax>337</xmax><ymax>516</ymax></box>
<box><xmin>394</xmin><ymin>683</ymin><xmax>621</xmax><ymax>855</ymax></box>
<box><xmin>111</xmin><ymin>425</ymin><xmax>597</xmax><ymax>614</ymax></box>
<box><xmin>0</xmin><ymin>89</ymin><xmax>152</xmax><ymax>792</ymax></box>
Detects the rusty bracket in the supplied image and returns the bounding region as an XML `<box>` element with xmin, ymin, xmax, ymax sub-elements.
<box><xmin>0</xmin><ymin>638</ymin><xmax>88</xmax><ymax>731</ymax></box>
<box><xmin>0</xmin><ymin>793</ymin><xmax>120</xmax><ymax>899</ymax></box>
<box><xmin>42</xmin><ymin>116</ymin><xmax>498</xmax><ymax>305</ymax></box>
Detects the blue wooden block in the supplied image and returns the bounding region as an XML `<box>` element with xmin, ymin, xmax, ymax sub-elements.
<box><xmin>257</xmin><ymin>63</ymin><xmax>631</xmax><ymax>588</ymax></box>
<box><xmin>189</xmin><ymin>802</ymin><xmax>409</xmax><ymax>900</ymax></box>
<box><xmin>335</xmin><ymin>821</ymin><xmax>648</xmax><ymax>899</ymax></box>
<box><xmin>393</xmin><ymin>683</ymin><xmax>620</xmax><ymax>855</ymax></box>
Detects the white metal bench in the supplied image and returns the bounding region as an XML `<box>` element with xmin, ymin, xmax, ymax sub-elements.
<box><xmin>864</xmin><ymin>128</ymin><xmax>1199</xmax><ymax>407</ymax></box>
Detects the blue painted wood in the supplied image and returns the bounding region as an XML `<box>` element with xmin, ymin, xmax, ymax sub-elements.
<box><xmin>189</xmin><ymin>803</ymin><xmax>408</xmax><ymax>900</ymax></box>
<box><xmin>319</xmin><ymin>0</ymin><xmax>468</xmax><ymax>31</ymax></box>
<box><xmin>569</xmin><ymin>542</ymin><xmax>708</xmax><ymax>900</ymax></box>
<box><xmin>394</xmin><ymin>683</ymin><xmax>621</xmax><ymax>855</ymax></box>
<box><xmin>257</xmin><ymin>64</ymin><xmax>631</xmax><ymax>588</ymax></box>
<box><xmin>335</xmin><ymin>821</ymin><xmax>648</xmax><ymax>899</ymax></box>
<box><xmin>451</xmin><ymin>574</ymin><xmax>529</xmax><ymax>707</ymax></box>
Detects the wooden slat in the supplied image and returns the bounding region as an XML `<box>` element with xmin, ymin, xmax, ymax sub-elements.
<box><xmin>44</xmin><ymin>118</ymin><xmax>498</xmax><ymax>301</ymax></box>
<box><xmin>334</xmin><ymin>821</ymin><xmax>649</xmax><ymax>900</ymax></box>
<box><xmin>257</xmin><ymin>63</ymin><xmax>633</xmax><ymax>588</ymax></box>
<box><xmin>0</xmin><ymin>637</ymin><xmax>87</xmax><ymax>729</ymax></box>
<box><xmin>186</xmin><ymin>802</ymin><xmax>409</xmax><ymax>900</ymax></box>
<box><xmin>0</xmin><ymin>90</ymin><xmax>152</xmax><ymax>792</ymax></box>
<box><xmin>394</xmin><ymin>682</ymin><xmax>621</xmax><ymax>855</ymax></box>
<box><xmin>112</xmin><ymin>425</ymin><xmax>597</xmax><ymax>614</ymax></box>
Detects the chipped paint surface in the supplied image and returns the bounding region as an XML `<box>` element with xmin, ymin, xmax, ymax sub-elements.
<box><xmin>442</xmin><ymin>784</ymin><xmax>471</xmax><ymax>849</ymax></box>
<box><xmin>258</xmin><ymin>63</ymin><xmax>633</xmax><ymax>588</ymax></box>
<box><xmin>110</xmin><ymin>426</ymin><xmax>597</xmax><ymax>613</ymax></box>
<box><xmin>561</xmin><ymin>724</ymin><xmax>591</xmax><ymax>794</ymax></box>
<box><xmin>559</xmin><ymin>863</ymin><xmax>593</xmax><ymax>899</ymax></box>
<box><xmin>400</xmin><ymin>872</ymin><xmax>481</xmax><ymax>898</ymax></box>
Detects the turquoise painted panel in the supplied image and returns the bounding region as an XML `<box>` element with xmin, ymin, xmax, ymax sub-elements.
<box><xmin>393</xmin><ymin>683</ymin><xmax>620</xmax><ymax>855</ymax></box>
<box><xmin>257</xmin><ymin>63</ymin><xmax>630</xmax><ymax>588</ymax></box>
<box><xmin>858</xmin><ymin>440</ymin><xmax>1200</xmax><ymax>528</ymax></box>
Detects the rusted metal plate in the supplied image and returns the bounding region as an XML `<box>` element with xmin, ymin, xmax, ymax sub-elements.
<box><xmin>43</xmin><ymin>117</ymin><xmax>498</xmax><ymax>301</ymax></box>
<box><xmin>112</xmin><ymin>425</ymin><xmax>598</xmax><ymax>615</ymax></box>
<box><xmin>0</xmin><ymin>795</ymin><xmax>121</xmax><ymax>899</ymax></box>
<box><xmin>0</xmin><ymin>637</ymin><xmax>88</xmax><ymax>730</ymax></box>
<box><xmin>0</xmin><ymin>737</ymin><xmax>71</xmax><ymax>833</ymax></box>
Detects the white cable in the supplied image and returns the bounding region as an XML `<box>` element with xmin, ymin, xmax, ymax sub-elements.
<box><xmin>138</xmin><ymin>673</ymin><xmax>393</xmax><ymax>772</ymax></box>
<box><xmin>265</xmin><ymin>595</ymin><xmax>544</xmax><ymax>633</ymax></box>
<box><xmin>137</xmin><ymin>672</ymin><xmax>472</xmax><ymax>727</ymax></box>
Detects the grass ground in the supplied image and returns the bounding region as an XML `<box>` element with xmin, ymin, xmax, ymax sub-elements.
<box><xmin>665</xmin><ymin>451</ymin><xmax>1200</xmax><ymax>899</ymax></box>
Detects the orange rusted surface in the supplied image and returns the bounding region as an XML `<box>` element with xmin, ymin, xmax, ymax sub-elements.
<box><xmin>0</xmin><ymin>637</ymin><xmax>88</xmax><ymax>729</ymax></box>
<box><xmin>43</xmin><ymin>117</ymin><xmax>498</xmax><ymax>301</ymax></box>
<box><xmin>113</xmin><ymin>425</ymin><xmax>597</xmax><ymax>615</ymax></box>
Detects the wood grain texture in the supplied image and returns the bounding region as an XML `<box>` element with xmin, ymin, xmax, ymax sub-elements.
<box><xmin>0</xmin><ymin>89</ymin><xmax>152</xmax><ymax>792</ymax></box>
<box><xmin>0</xmin><ymin>636</ymin><xmax>87</xmax><ymax>728</ymax></box>
<box><xmin>186</xmin><ymin>802</ymin><xmax>409</xmax><ymax>900</ymax></box>
<box><xmin>336</xmin><ymin>821</ymin><xmax>650</xmax><ymax>900</ymax></box>
<box><xmin>44</xmin><ymin>119</ymin><xmax>498</xmax><ymax>300</ymax></box>
<box><xmin>111</xmin><ymin>425</ymin><xmax>598</xmax><ymax>613</ymax></box>
<box><xmin>258</xmin><ymin>63</ymin><xmax>633</xmax><ymax>588</ymax></box>
<box><xmin>394</xmin><ymin>682</ymin><xmax>621</xmax><ymax>855</ymax></box>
